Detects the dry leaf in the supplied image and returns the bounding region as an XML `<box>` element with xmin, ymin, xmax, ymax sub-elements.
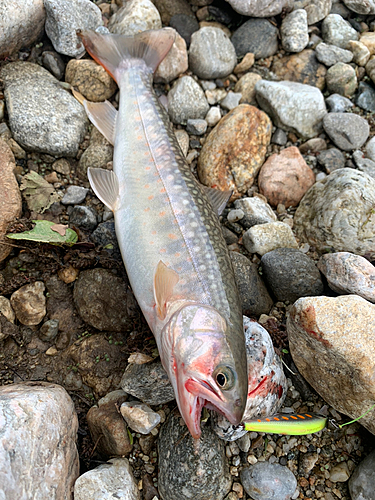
<box><xmin>20</xmin><ymin>171</ymin><xmax>60</xmax><ymax>213</ymax></box>
<box><xmin>51</xmin><ymin>223</ymin><xmax>68</xmax><ymax>236</ymax></box>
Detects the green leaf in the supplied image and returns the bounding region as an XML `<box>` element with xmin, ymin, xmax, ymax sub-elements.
<box><xmin>7</xmin><ymin>220</ymin><xmax>78</xmax><ymax>246</ymax></box>
<box><xmin>20</xmin><ymin>171</ymin><xmax>60</xmax><ymax>213</ymax></box>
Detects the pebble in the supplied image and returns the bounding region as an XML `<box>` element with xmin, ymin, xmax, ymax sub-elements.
<box><xmin>225</xmin><ymin>0</ymin><xmax>290</xmax><ymax>17</ymax></box>
<box><xmin>169</xmin><ymin>13</ymin><xmax>199</xmax><ymax>47</ymax></box>
<box><xmin>353</xmin><ymin>149</ymin><xmax>375</xmax><ymax>178</ymax></box>
<box><xmin>0</xmin><ymin>382</ymin><xmax>78</xmax><ymax>499</ymax></box>
<box><xmin>360</xmin><ymin>31</ymin><xmax>375</xmax><ymax>54</ymax></box>
<box><xmin>44</xmin><ymin>0</ymin><xmax>103</xmax><ymax>58</ymax></box>
<box><xmin>231</xmin><ymin>18</ymin><xmax>279</xmax><ymax>59</ymax></box>
<box><xmin>366</xmin><ymin>136</ymin><xmax>375</xmax><ymax>161</ymax></box>
<box><xmin>280</xmin><ymin>9</ymin><xmax>309</xmax><ymax>53</ymax></box>
<box><xmin>349</xmin><ymin>449</ymin><xmax>375</xmax><ymax>500</ymax></box>
<box><xmin>299</xmin><ymin>137</ymin><xmax>327</xmax><ymax>154</ymax></box>
<box><xmin>120</xmin><ymin>402</ymin><xmax>161</xmax><ymax>434</ymax></box>
<box><xmin>77</xmin><ymin>127</ymin><xmax>113</xmax><ymax>180</ymax></box>
<box><xmin>325</xmin><ymin>93</ymin><xmax>354</xmax><ymax>112</ymax></box>
<box><xmin>347</xmin><ymin>40</ymin><xmax>371</xmax><ymax>66</ymax></box>
<box><xmin>152</xmin><ymin>0</ymin><xmax>194</xmax><ymax>24</ymax></box>
<box><xmin>65</xmin><ymin>59</ymin><xmax>117</xmax><ymax>102</ymax></box>
<box><xmin>315</xmin><ymin>42</ymin><xmax>353</xmax><ymax>66</ymax></box>
<box><xmin>61</xmin><ymin>186</ymin><xmax>89</xmax><ymax>205</ymax></box>
<box><xmin>255</xmin><ymin>80</ymin><xmax>327</xmax><ymax>139</ymax></box>
<box><xmin>344</xmin><ymin>0</ymin><xmax>375</xmax><ymax>14</ymax></box>
<box><xmin>206</xmin><ymin>88</ymin><xmax>227</xmax><ymax>105</ymax></box>
<box><xmin>272</xmin><ymin>128</ymin><xmax>288</xmax><ymax>146</ymax></box>
<box><xmin>91</xmin><ymin>221</ymin><xmax>121</xmax><ymax>257</ymax></box>
<box><xmin>288</xmin><ymin>295</ymin><xmax>375</xmax><ymax>435</ymax></box>
<box><xmin>234</xmin><ymin>196</ymin><xmax>277</xmax><ymax>227</ymax></box>
<box><xmin>186</xmin><ymin>118</ymin><xmax>207</xmax><ymax>135</ymax></box>
<box><xmin>1</xmin><ymin>62</ymin><xmax>88</xmax><ymax>157</ymax></box>
<box><xmin>220</xmin><ymin>92</ymin><xmax>242</xmax><ymax>110</ymax></box>
<box><xmin>154</xmin><ymin>30</ymin><xmax>188</xmax><ymax>84</ymax></box>
<box><xmin>355</xmin><ymin>81</ymin><xmax>375</xmax><ymax>112</ymax></box>
<box><xmin>317</xmin><ymin>148</ymin><xmax>346</xmax><ymax>173</ymax></box>
<box><xmin>321</xmin><ymin>14</ymin><xmax>359</xmax><ymax>49</ymax></box>
<box><xmin>74</xmin><ymin>458</ymin><xmax>140</xmax><ymax>500</ymax></box>
<box><xmin>53</xmin><ymin>158</ymin><xmax>71</xmax><ymax>176</ymax></box>
<box><xmin>10</xmin><ymin>281</ymin><xmax>46</xmax><ymax>326</ymax></box>
<box><xmin>242</xmin><ymin>222</ymin><xmax>298</xmax><ymax>256</ymax></box>
<box><xmin>69</xmin><ymin>205</ymin><xmax>98</xmax><ymax>232</ymax></box>
<box><xmin>240</xmin><ymin>462</ymin><xmax>297</xmax><ymax>500</ymax></box>
<box><xmin>189</xmin><ymin>27</ymin><xmax>237</xmax><ymax>79</ymax></box>
<box><xmin>235</xmin><ymin>73</ymin><xmax>262</xmax><ymax>105</ymax></box>
<box><xmin>326</xmin><ymin>62</ymin><xmax>358</xmax><ymax>97</ymax></box>
<box><xmin>38</xmin><ymin>319</ymin><xmax>59</xmax><ymax>342</ymax></box>
<box><xmin>0</xmin><ymin>139</ymin><xmax>22</xmax><ymax>263</ymax></box>
<box><xmin>234</xmin><ymin>53</ymin><xmax>255</xmax><ymax>74</ymax></box>
<box><xmin>303</xmin><ymin>0</ymin><xmax>333</xmax><ymax>25</ymax></box>
<box><xmin>330</xmin><ymin>462</ymin><xmax>351</xmax><ymax>483</ymax></box>
<box><xmin>205</xmin><ymin>106</ymin><xmax>222</xmax><ymax>127</ymax></box>
<box><xmin>261</xmin><ymin>248</ymin><xmax>324</xmax><ymax>303</ymax></box>
<box><xmin>323</xmin><ymin>113</ymin><xmax>369</xmax><ymax>151</ymax></box>
<box><xmin>158</xmin><ymin>409</ymin><xmax>232</xmax><ymax>500</ymax></box>
<box><xmin>41</xmin><ymin>51</ymin><xmax>65</xmax><ymax>80</ymax></box>
<box><xmin>198</xmin><ymin>104</ymin><xmax>271</xmax><ymax>200</ymax></box>
<box><xmin>168</xmin><ymin>76</ymin><xmax>209</xmax><ymax>125</ymax></box>
<box><xmin>0</xmin><ymin>296</ymin><xmax>15</xmax><ymax>323</ymax></box>
<box><xmin>258</xmin><ymin>146</ymin><xmax>315</xmax><ymax>208</ymax></box>
<box><xmin>107</xmin><ymin>0</ymin><xmax>161</xmax><ymax>36</ymax></box>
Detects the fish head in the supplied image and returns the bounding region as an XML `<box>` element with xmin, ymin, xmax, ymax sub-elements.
<box><xmin>162</xmin><ymin>304</ymin><xmax>247</xmax><ymax>439</ymax></box>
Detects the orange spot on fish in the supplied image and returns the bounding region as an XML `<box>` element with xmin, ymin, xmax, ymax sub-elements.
<box><xmin>160</xmin><ymin>188</ymin><xmax>166</xmax><ymax>193</ymax></box>
<box><xmin>168</xmin><ymin>234</ymin><xmax>177</xmax><ymax>240</ymax></box>
<box><xmin>148</xmin><ymin>195</ymin><xmax>154</xmax><ymax>201</ymax></box>
<box><xmin>151</xmin><ymin>230</ymin><xmax>156</xmax><ymax>235</ymax></box>
<box><xmin>137</xmin><ymin>135</ymin><xmax>142</xmax><ymax>140</ymax></box>
<box><xmin>160</xmin><ymin>248</ymin><xmax>166</xmax><ymax>253</ymax></box>
<box><xmin>144</xmin><ymin>184</ymin><xmax>150</xmax><ymax>189</ymax></box>
<box><xmin>145</xmin><ymin>166</ymin><xmax>151</xmax><ymax>171</ymax></box>
<box><xmin>274</xmin><ymin>417</ymin><xmax>280</xmax><ymax>421</ymax></box>
<box><xmin>149</xmin><ymin>241</ymin><xmax>154</xmax><ymax>245</ymax></box>
<box><xmin>144</xmin><ymin>207</ymin><xmax>150</xmax><ymax>212</ymax></box>
<box><xmin>175</xmin><ymin>252</ymin><xmax>181</xmax><ymax>258</ymax></box>
<box><xmin>265</xmin><ymin>418</ymin><xmax>271</xmax><ymax>422</ymax></box>
<box><xmin>159</xmin><ymin>211</ymin><xmax>166</xmax><ymax>217</ymax></box>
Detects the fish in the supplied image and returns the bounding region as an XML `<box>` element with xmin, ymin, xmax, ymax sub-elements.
<box><xmin>77</xmin><ymin>28</ymin><xmax>248</xmax><ymax>439</ymax></box>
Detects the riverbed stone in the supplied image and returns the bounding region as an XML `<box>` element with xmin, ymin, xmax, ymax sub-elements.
<box><xmin>322</xmin><ymin>14</ymin><xmax>359</xmax><ymax>49</ymax></box>
<box><xmin>234</xmin><ymin>196</ymin><xmax>277</xmax><ymax>227</ymax></box>
<box><xmin>10</xmin><ymin>281</ymin><xmax>46</xmax><ymax>326</ymax></box>
<box><xmin>168</xmin><ymin>76</ymin><xmax>209</xmax><ymax>125</ymax></box>
<box><xmin>355</xmin><ymin>81</ymin><xmax>375</xmax><ymax>113</ymax></box>
<box><xmin>120</xmin><ymin>402</ymin><xmax>161</xmax><ymax>434</ymax></box>
<box><xmin>77</xmin><ymin>127</ymin><xmax>114</xmax><ymax>180</ymax></box>
<box><xmin>231</xmin><ymin>18</ymin><xmax>279</xmax><ymax>59</ymax></box>
<box><xmin>65</xmin><ymin>59</ymin><xmax>117</xmax><ymax>102</ymax></box>
<box><xmin>235</xmin><ymin>73</ymin><xmax>262</xmax><ymax>105</ymax></box>
<box><xmin>107</xmin><ymin>0</ymin><xmax>161</xmax><ymax>35</ymax></box>
<box><xmin>299</xmin><ymin>0</ymin><xmax>332</xmax><ymax>25</ymax></box>
<box><xmin>241</xmin><ymin>463</ymin><xmax>297</xmax><ymax>500</ymax></box>
<box><xmin>317</xmin><ymin>148</ymin><xmax>346</xmax><ymax>173</ymax></box>
<box><xmin>315</xmin><ymin>42</ymin><xmax>353</xmax><ymax>66</ymax></box>
<box><xmin>347</xmin><ymin>40</ymin><xmax>371</xmax><ymax>66</ymax></box>
<box><xmin>225</xmin><ymin>0</ymin><xmax>291</xmax><ymax>17</ymax></box>
<box><xmin>343</xmin><ymin>0</ymin><xmax>375</xmax><ymax>14</ymax></box>
<box><xmin>325</xmin><ymin>93</ymin><xmax>354</xmax><ymax>112</ymax></box>
<box><xmin>243</xmin><ymin>222</ymin><xmax>298</xmax><ymax>256</ymax></box>
<box><xmin>349</xmin><ymin>450</ymin><xmax>375</xmax><ymax>500</ymax></box>
<box><xmin>280</xmin><ymin>9</ymin><xmax>309</xmax><ymax>53</ymax></box>
<box><xmin>323</xmin><ymin>113</ymin><xmax>369</xmax><ymax>150</ymax></box>
<box><xmin>152</xmin><ymin>0</ymin><xmax>194</xmax><ymax>24</ymax></box>
<box><xmin>326</xmin><ymin>62</ymin><xmax>357</xmax><ymax>97</ymax></box>
<box><xmin>154</xmin><ymin>30</ymin><xmax>188</xmax><ymax>84</ymax></box>
<box><xmin>271</xmin><ymin>50</ymin><xmax>327</xmax><ymax>91</ymax></box>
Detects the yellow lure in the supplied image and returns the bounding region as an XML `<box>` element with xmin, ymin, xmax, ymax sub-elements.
<box><xmin>243</xmin><ymin>413</ymin><xmax>328</xmax><ymax>435</ymax></box>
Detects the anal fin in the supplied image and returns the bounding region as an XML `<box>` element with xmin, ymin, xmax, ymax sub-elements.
<box><xmin>154</xmin><ymin>261</ymin><xmax>179</xmax><ymax>320</ymax></box>
<box><xmin>88</xmin><ymin>167</ymin><xmax>119</xmax><ymax>212</ymax></box>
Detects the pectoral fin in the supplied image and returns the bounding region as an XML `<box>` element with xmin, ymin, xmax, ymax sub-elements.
<box><xmin>88</xmin><ymin>167</ymin><xmax>119</xmax><ymax>212</ymax></box>
<box><xmin>153</xmin><ymin>261</ymin><xmax>179</xmax><ymax>320</ymax></box>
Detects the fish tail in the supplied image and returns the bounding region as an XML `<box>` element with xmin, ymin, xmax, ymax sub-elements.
<box><xmin>78</xmin><ymin>29</ymin><xmax>175</xmax><ymax>83</ymax></box>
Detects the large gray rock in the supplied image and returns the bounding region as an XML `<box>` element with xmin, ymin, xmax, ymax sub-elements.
<box><xmin>255</xmin><ymin>80</ymin><xmax>327</xmax><ymax>139</ymax></box>
<box><xmin>343</xmin><ymin>0</ymin><xmax>375</xmax><ymax>14</ymax></box>
<box><xmin>323</xmin><ymin>113</ymin><xmax>369</xmax><ymax>151</ymax></box>
<box><xmin>0</xmin><ymin>382</ymin><xmax>79</xmax><ymax>500</ymax></box>
<box><xmin>1</xmin><ymin>62</ymin><xmax>88</xmax><ymax>156</ymax></box>
<box><xmin>294</xmin><ymin>169</ymin><xmax>375</xmax><ymax>257</ymax></box>
<box><xmin>288</xmin><ymin>295</ymin><xmax>375</xmax><ymax>435</ymax></box>
<box><xmin>168</xmin><ymin>76</ymin><xmax>209</xmax><ymax>125</ymax></box>
<box><xmin>349</xmin><ymin>450</ymin><xmax>375</xmax><ymax>500</ymax></box>
<box><xmin>231</xmin><ymin>18</ymin><xmax>279</xmax><ymax>59</ymax></box>
<box><xmin>44</xmin><ymin>0</ymin><xmax>103</xmax><ymax>58</ymax></box>
<box><xmin>108</xmin><ymin>0</ymin><xmax>161</xmax><ymax>36</ymax></box>
<box><xmin>0</xmin><ymin>0</ymin><xmax>45</xmax><ymax>58</ymax></box>
<box><xmin>225</xmin><ymin>0</ymin><xmax>292</xmax><ymax>17</ymax></box>
<box><xmin>321</xmin><ymin>14</ymin><xmax>359</xmax><ymax>49</ymax></box>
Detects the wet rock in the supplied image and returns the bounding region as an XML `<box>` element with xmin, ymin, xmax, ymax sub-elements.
<box><xmin>234</xmin><ymin>196</ymin><xmax>277</xmax><ymax>227</ymax></box>
<box><xmin>62</xmin><ymin>186</ymin><xmax>89</xmax><ymax>205</ymax></box>
<box><xmin>318</xmin><ymin>252</ymin><xmax>375</xmax><ymax>302</ymax></box>
<box><xmin>343</xmin><ymin>0</ymin><xmax>375</xmax><ymax>14</ymax></box>
<box><xmin>355</xmin><ymin>81</ymin><xmax>375</xmax><ymax>113</ymax></box>
<box><xmin>154</xmin><ymin>30</ymin><xmax>188</xmax><ymax>84</ymax></box>
<box><xmin>280</xmin><ymin>9</ymin><xmax>309</xmax><ymax>53</ymax></box>
<box><xmin>225</xmin><ymin>0</ymin><xmax>291</xmax><ymax>17</ymax></box>
<box><xmin>349</xmin><ymin>450</ymin><xmax>375</xmax><ymax>500</ymax></box>
<box><xmin>10</xmin><ymin>281</ymin><xmax>46</xmax><ymax>326</ymax></box>
<box><xmin>1</xmin><ymin>62</ymin><xmax>88</xmax><ymax>157</ymax></box>
<box><xmin>152</xmin><ymin>0</ymin><xmax>194</xmax><ymax>25</ymax></box>
<box><xmin>331</xmin><ymin>461</ymin><xmax>355</xmax><ymax>482</ymax></box>
<box><xmin>231</xmin><ymin>19</ymin><xmax>279</xmax><ymax>59</ymax></box>
<box><xmin>44</xmin><ymin>0</ymin><xmax>102</xmax><ymax>58</ymax></box>
<box><xmin>108</xmin><ymin>0</ymin><xmax>161</xmax><ymax>36</ymax></box>
<box><xmin>0</xmin><ymin>139</ymin><xmax>22</xmax><ymax>263</ymax></box>
<box><xmin>168</xmin><ymin>76</ymin><xmax>209</xmax><ymax>125</ymax></box>
<box><xmin>169</xmin><ymin>13</ymin><xmax>199</xmax><ymax>48</ymax></box>
<box><xmin>158</xmin><ymin>409</ymin><xmax>232</xmax><ymax>500</ymax></box>
<box><xmin>39</xmin><ymin>319</ymin><xmax>59</xmax><ymax>342</ymax></box>
<box><xmin>235</xmin><ymin>73</ymin><xmax>262</xmax><ymax>105</ymax></box>
<box><xmin>288</xmin><ymin>295</ymin><xmax>375</xmax><ymax>435</ymax></box>
<box><xmin>322</xmin><ymin>14</ymin><xmax>359</xmax><ymax>49</ymax></box>
<box><xmin>69</xmin><ymin>205</ymin><xmax>97</xmax><ymax>231</ymax></box>
<box><xmin>255</xmin><ymin>80</ymin><xmax>327</xmax><ymax>139</ymax></box>
<box><xmin>120</xmin><ymin>361</ymin><xmax>175</xmax><ymax>405</ymax></box>
<box><xmin>189</xmin><ymin>27</ymin><xmax>236</xmax><ymax>79</ymax></box>
<box><xmin>326</xmin><ymin>62</ymin><xmax>357</xmax><ymax>97</ymax></box>
<box><xmin>323</xmin><ymin>113</ymin><xmax>369</xmax><ymax>151</ymax></box>
<box><xmin>317</xmin><ymin>148</ymin><xmax>346</xmax><ymax>173</ymax></box>
<box><xmin>347</xmin><ymin>40</ymin><xmax>371</xmax><ymax>66</ymax></box>
<box><xmin>120</xmin><ymin>402</ymin><xmax>161</xmax><ymax>434</ymax></box>
<box><xmin>325</xmin><ymin>93</ymin><xmax>354</xmax><ymax>112</ymax></box>
<box><xmin>230</xmin><ymin>252</ymin><xmax>273</xmax><ymax>317</ymax></box>
<box><xmin>65</xmin><ymin>59</ymin><xmax>117</xmax><ymax>102</ymax></box>
<box><xmin>243</xmin><ymin>222</ymin><xmax>298</xmax><ymax>256</ymax></box>
<box><xmin>77</xmin><ymin>127</ymin><xmax>113</xmax><ymax>180</ymax></box>
<box><xmin>0</xmin><ymin>297</ymin><xmax>15</xmax><ymax>324</ymax></box>
<box><xmin>315</xmin><ymin>42</ymin><xmax>353</xmax><ymax>66</ymax></box>
<box><xmin>198</xmin><ymin>104</ymin><xmax>272</xmax><ymax>200</ymax></box>
<box><xmin>73</xmin><ymin>268</ymin><xmax>135</xmax><ymax>331</ymax></box>
<box><xmin>220</xmin><ymin>92</ymin><xmax>242</xmax><ymax>111</ymax></box>
<box><xmin>261</xmin><ymin>248</ymin><xmax>324</xmax><ymax>303</ymax></box>
<box><xmin>258</xmin><ymin>146</ymin><xmax>315</xmax><ymax>208</ymax></box>
<box><xmin>0</xmin><ymin>382</ymin><xmax>78</xmax><ymax>500</ymax></box>
<box><xmin>241</xmin><ymin>463</ymin><xmax>297</xmax><ymax>500</ymax></box>
<box><xmin>186</xmin><ymin>119</ymin><xmax>207</xmax><ymax>135</ymax></box>
<box><xmin>74</xmin><ymin>458</ymin><xmax>140</xmax><ymax>500</ymax></box>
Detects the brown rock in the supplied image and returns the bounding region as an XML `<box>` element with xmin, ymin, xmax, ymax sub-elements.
<box><xmin>272</xmin><ymin>49</ymin><xmax>327</xmax><ymax>91</ymax></box>
<box><xmin>234</xmin><ymin>72</ymin><xmax>262</xmax><ymax>105</ymax></box>
<box><xmin>258</xmin><ymin>146</ymin><xmax>315</xmax><ymax>208</ymax></box>
<box><xmin>299</xmin><ymin>137</ymin><xmax>327</xmax><ymax>154</ymax></box>
<box><xmin>359</xmin><ymin>31</ymin><xmax>375</xmax><ymax>56</ymax></box>
<box><xmin>234</xmin><ymin>53</ymin><xmax>255</xmax><ymax>74</ymax></box>
<box><xmin>10</xmin><ymin>281</ymin><xmax>46</xmax><ymax>326</ymax></box>
<box><xmin>65</xmin><ymin>59</ymin><xmax>117</xmax><ymax>102</ymax></box>
<box><xmin>0</xmin><ymin>139</ymin><xmax>22</xmax><ymax>262</ymax></box>
<box><xmin>197</xmin><ymin>104</ymin><xmax>272</xmax><ymax>200</ymax></box>
<box><xmin>154</xmin><ymin>30</ymin><xmax>188</xmax><ymax>83</ymax></box>
<box><xmin>77</xmin><ymin>127</ymin><xmax>113</xmax><ymax>180</ymax></box>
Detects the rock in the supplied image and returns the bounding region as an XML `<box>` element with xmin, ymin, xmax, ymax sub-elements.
<box><xmin>317</xmin><ymin>148</ymin><xmax>346</xmax><ymax>173</ymax></box>
<box><xmin>0</xmin><ymin>0</ymin><xmax>45</xmax><ymax>58</ymax></box>
<box><xmin>69</xmin><ymin>205</ymin><xmax>98</xmax><ymax>231</ymax></box>
<box><xmin>65</xmin><ymin>60</ymin><xmax>117</xmax><ymax>102</ymax></box>
<box><xmin>225</xmin><ymin>0</ymin><xmax>291</xmax><ymax>17</ymax></box>
<box><xmin>230</xmin><ymin>252</ymin><xmax>273</xmax><ymax>317</ymax></box>
<box><xmin>186</xmin><ymin>119</ymin><xmax>207</xmax><ymax>135</ymax></box>
<box><xmin>152</xmin><ymin>0</ymin><xmax>194</xmax><ymax>24</ymax></box>
<box><xmin>255</xmin><ymin>80</ymin><xmax>327</xmax><ymax>139</ymax></box>
<box><xmin>154</xmin><ymin>30</ymin><xmax>188</xmax><ymax>84</ymax></box>
<box><xmin>325</xmin><ymin>93</ymin><xmax>354</xmax><ymax>112</ymax></box>
<box><xmin>62</xmin><ymin>186</ymin><xmax>89</xmax><ymax>205</ymax></box>
<box><xmin>326</xmin><ymin>62</ymin><xmax>357</xmax><ymax>97</ymax></box>
<box><xmin>315</xmin><ymin>42</ymin><xmax>353</xmax><ymax>66</ymax></box>
<box><xmin>261</xmin><ymin>248</ymin><xmax>324</xmax><ymax>303</ymax></box>
<box><xmin>58</xmin><ymin>265</ymin><xmax>80</xmax><ymax>285</ymax></box>
<box><xmin>169</xmin><ymin>13</ymin><xmax>199</xmax><ymax>48</ymax></box>
<box><xmin>287</xmin><ymin>295</ymin><xmax>375</xmax><ymax>435</ymax></box>
<box><xmin>272</xmin><ymin>128</ymin><xmax>288</xmax><ymax>146</ymax></box>
<box><xmin>197</xmin><ymin>105</ymin><xmax>272</xmax><ymax>200</ymax></box>
<box><xmin>299</xmin><ymin>137</ymin><xmax>327</xmax><ymax>154</ymax></box>
<box><xmin>91</xmin><ymin>221</ymin><xmax>121</xmax><ymax>258</ymax></box>
<box><xmin>322</xmin><ymin>14</ymin><xmax>359</xmax><ymax>49</ymax></box>
<box><xmin>0</xmin><ymin>139</ymin><xmax>22</xmax><ymax>263</ymax></box>
<box><xmin>241</xmin><ymin>463</ymin><xmax>297</xmax><ymax>500</ymax></box>
<box><xmin>347</xmin><ymin>40</ymin><xmax>371</xmax><ymax>66</ymax></box>
<box><xmin>220</xmin><ymin>92</ymin><xmax>242</xmax><ymax>110</ymax></box>
<box><xmin>168</xmin><ymin>76</ymin><xmax>209</xmax><ymax>125</ymax></box>
<box><xmin>353</xmin><ymin>150</ymin><xmax>375</xmax><ymax>179</ymax></box>
<box><xmin>355</xmin><ymin>81</ymin><xmax>375</xmax><ymax>113</ymax></box>
<box><xmin>234</xmin><ymin>196</ymin><xmax>277</xmax><ymax>227</ymax></box>
<box><xmin>317</xmin><ymin>252</ymin><xmax>375</xmax><ymax>302</ymax></box>
<box><xmin>205</xmin><ymin>106</ymin><xmax>222</xmax><ymax>127</ymax></box>
<box><xmin>234</xmin><ymin>53</ymin><xmax>255</xmax><ymax>74</ymax></box>
<box><xmin>158</xmin><ymin>408</ymin><xmax>232</xmax><ymax>500</ymax></box>
<box><xmin>53</xmin><ymin>158</ymin><xmax>71</xmax><ymax>176</ymax></box>
<box><xmin>39</xmin><ymin>319</ymin><xmax>59</xmax><ymax>342</ymax></box>
<box><xmin>120</xmin><ymin>402</ymin><xmax>161</xmax><ymax>434</ymax></box>
<box><xmin>120</xmin><ymin>361</ymin><xmax>175</xmax><ymax>405</ymax></box>
<box><xmin>243</xmin><ymin>222</ymin><xmax>298</xmax><ymax>256</ymax></box>
<box><xmin>42</xmin><ymin>51</ymin><xmax>65</xmax><ymax>80</ymax></box>
<box><xmin>205</xmin><ymin>88</ymin><xmax>227</xmax><ymax>105</ymax></box>
<box><xmin>343</xmin><ymin>0</ymin><xmax>375</xmax><ymax>14</ymax></box>
<box><xmin>44</xmin><ymin>0</ymin><xmax>102</xmax><ymax>58</ymax></box>
<box><xmin>323</xmin><ymin>113</ymin><xmax>369</xmax><ymax>151</ymax></box>
<box><xmin>294</xmin><ymin>169</ymin><xmax>375</xmax><ymax>256</ymax></box>
<box><xmin>258</xmin><ymin>146</ymin><xmax>315</xmax><ymax>208</ymax></box>
<box><xmin>280</xmin><ymin>9</ymin><xmax>309</xmax><ymax>53</ymax></box>
<box><xmin>1</xmin><ymin>63</ymin><xmax>88</xmax><ymax>157</ymax></box>
<box><xmin>10</xmin><ymin>281</ymin><xmax>46</xmax><ymax>326</ymax></box>
<box><xmin>174</xmin><ymin>129</ymin><xmax>189</xmax><ymax>156</ymax></box>
<box><xmin>366</xmin><ymin>136</ymin><xmax>375</xmax><ymax>162</ymax></box>
<box><xmin>231</xmin><ymin>19</ymin><xmax>279</xmax><ymax>59</ymax></box>
<box><xmin>74</xmin><ymin>458</ymin><xmax>140</xmax><ymax>500</ymax></box>
<box><xmin>0</xmin><ymin>296</ymin><xmax>15</xmax><ymax>323</ymax></box>
<box><xmin>108</xmin><ymin>0</ymin><xmax>161</xmax><ymax>36</ymax></box>
<box><xmin>300</xmin><ymin>0</ymin><xmax>332</xmax><ymax>24</ymax></box>
<box><xmin>189</xmin><ymin>27</ymin><xmax>237</xmax><ymax>79</ymax></box>
<box><xmin>235</xmin><ymin>73</ymin><xmax>262</xmax><ymax>105</ymax></box>
<box><xmin>0</xmin><ymin>382</ymin><xmax>78</xmax><ymax>499</ymax></box>
<box><xmin>77</xmin><ymin>127</ymin><xmax>113</xmax><ymax>180</ymax></box>
<box><xmin>271</xmin><ymin>49</ymin><xmax>327</xmax><ymax>90</ymax></box>
<box><xmin>360</xmin><ymin>32</ymin><xmax>375</xmax><ymax>56</ymax></box>
<box><xmin>349</xmin><ymin>450</ymin><xmax>375</xmax><ymax>500</ymax></box>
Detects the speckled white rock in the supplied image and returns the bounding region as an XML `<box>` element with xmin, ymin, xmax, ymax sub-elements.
<box><xmin>224</xmin><ymin>0</ymin><xmax>292</xmax><ymax>17</ymax></box>
<box><xmin>205</xmin><ymin>106</ymin><xmax>222</xmax><ymax>127</ymax></box>
<box><xmin>108</xmin><ymin>0</ymin><xmax>161</xmax><ymax>36</ymax></box>
<box><xmin>343</xmin><ymin>0</ymin><xmax>375</xmax><ymax>14</ymax></box>
<box><xmin>0</xmin><ymin>382</ymin><xmax>79</xmax><ymax>500</ymax></box>
<box><xmin>74</xmin><ymin>458</ymin><xmax>140</xmax><ymax>500</ymax></box>
<box><xmin>288</xmin><ymin>295</ymin><xmax>375</xmax><ymax>435</ymax></box>
<box><xmin>168</xmin><ymin>76</ymin><xmax>209</xmax><ymax>125</ymax></box>
<box><xmin>120</xmin><ymin>402</ymin><xmax>161</xmax><ymax>434</ymax></box>
<box><xmin>301</xmin><ymin>0</ymin><xmax>332</xmax><ymax>25</ymax></box>
<box><xmin>294</xmin><ymin>169</ymin><xmax>375</xmax><ymax>257</ymax></box>
<box><xmin>234</xmin><ymin>196</ymin><xmax>277</xmax><ymax>226</ymax></box>
<box><xmin>243</xmin><ymin>221</ymin><xmax>298</xmax><ymax>256</ymax></box>
<box><xmin>280</xmin><ymin>9</ymin><xmax>309</xmax><ymax>53</ymax></box>
<box><xmin>10</xmin><ymin>281</ymin><xmax>46</xmax><ymax>325</ymax></box>
<box><xmin>154</xmin><ymin>30</ymin><xmax>188</xmax><ymax>84</ymax></box>
<box><xmin>321</xmin><ymin>14</ymin><xmax>359</xmax><ymax>49</ymax></box>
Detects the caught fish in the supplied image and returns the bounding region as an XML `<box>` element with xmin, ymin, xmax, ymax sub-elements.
<box><xmin>77</xmin><ymin>28</ymin><xmax>248</xmax><ymax>438</ymax></box>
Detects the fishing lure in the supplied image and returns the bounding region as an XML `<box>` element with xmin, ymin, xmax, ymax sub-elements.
<box><xmin>242</xmin><ymin>412</ymin><xmax>328</xmax><ymax>435</ymax></box>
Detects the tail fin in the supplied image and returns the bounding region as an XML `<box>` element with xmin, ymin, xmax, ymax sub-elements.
<box><xmin>78</xmin><ymin>29</ymin><xmax>175</xmax><ymax>83</ymax></box>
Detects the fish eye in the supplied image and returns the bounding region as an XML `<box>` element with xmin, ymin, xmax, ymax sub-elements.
<box><xmin>214</xmin><ymin>366</ymin><xmax>236</xmax><ymax>391</ymax></box>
